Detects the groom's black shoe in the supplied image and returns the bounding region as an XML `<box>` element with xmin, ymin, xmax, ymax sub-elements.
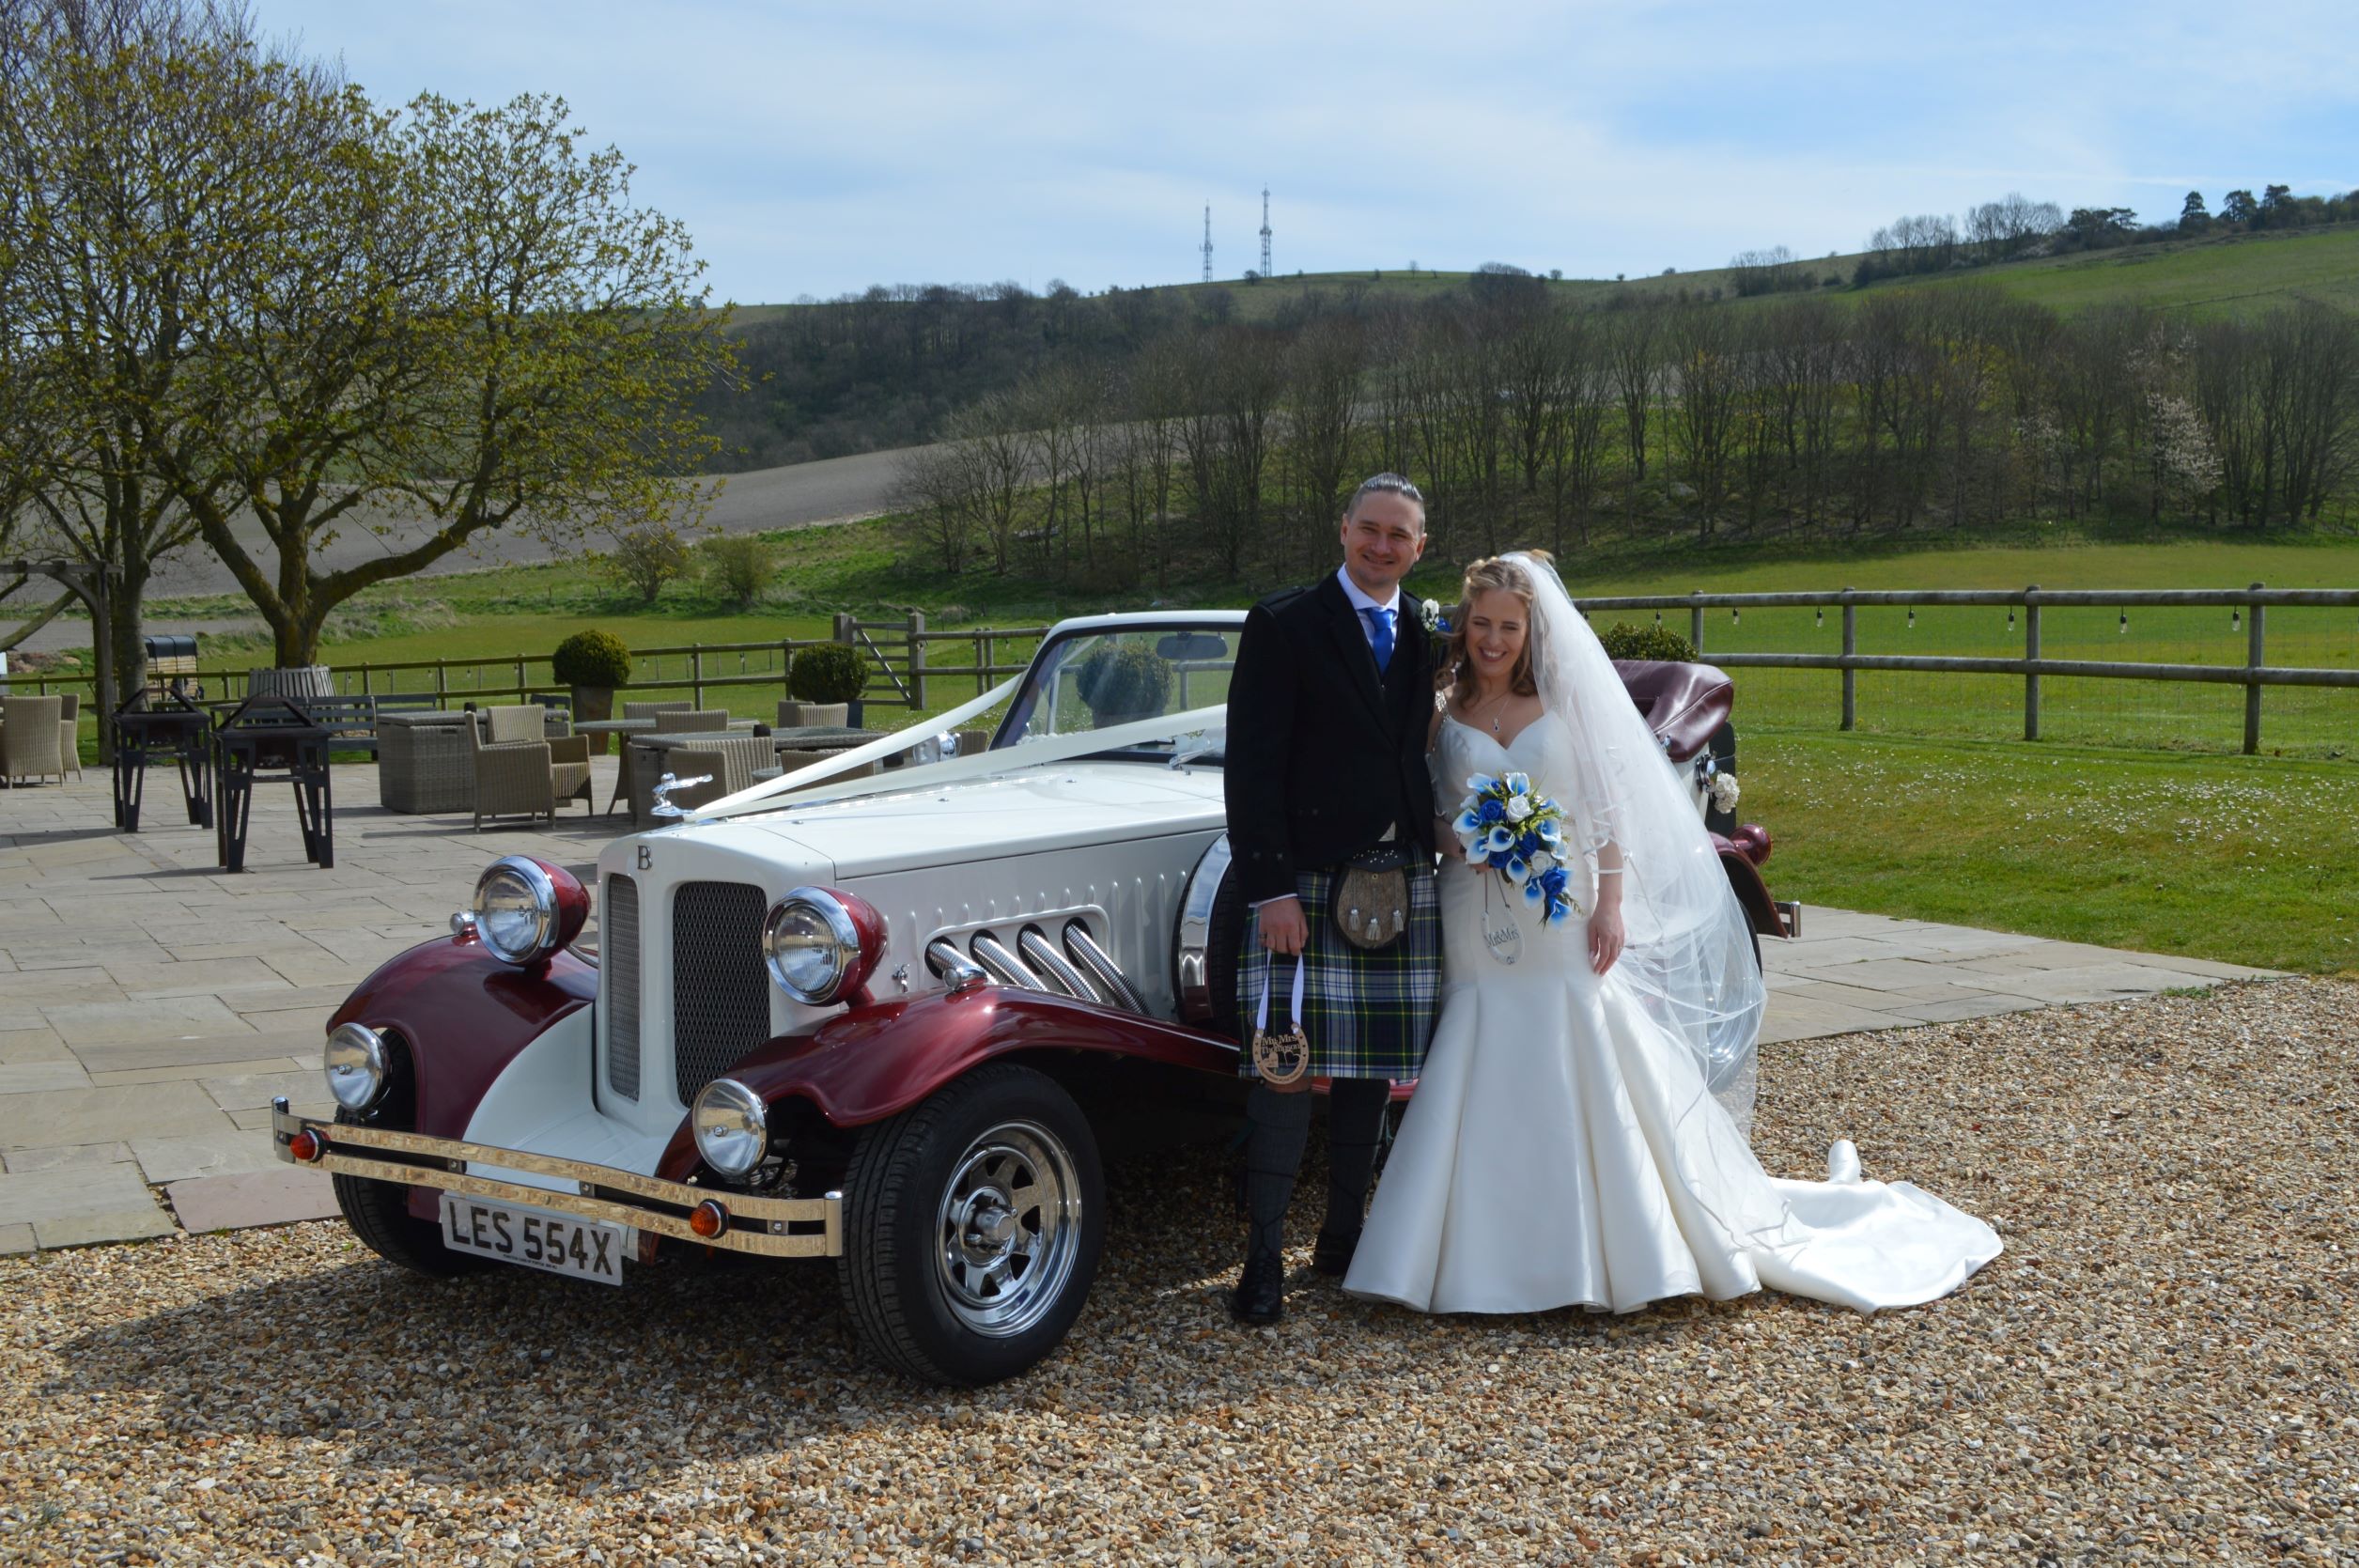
<box><xmin>1230</xmin><ymin>1254</ymin><xmax>1285</xmax><ymax>1325</ymax></box>
<box><xmin>1310</xmin><ymin>1224</ymin><xmax>1359</xmax><ymax>1277</ymax></box>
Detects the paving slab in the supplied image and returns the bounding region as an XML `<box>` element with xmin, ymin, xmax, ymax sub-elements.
<box><xmin>166</xmin><ymin>1168</ymin><xmax>338</xmax><ymax>1233</ymax></box>
<box><xmin>0</xmin><ymin>1221</ymin><xmax>31</xmax><ymax>1255</ymax></box>
<box><xmin>0</xmin><ymin>1061</ymin><xmax>94</xmax><ymax>1094</ymax></box>
<box><xmin>130</xmin><ymin>1129</ymin><xmax>288</xmax><ymax>1183</ymax></box>
<box><xmin>0</xmin><ymin>1080</ymin><xmax>235</xmax><ymax>1151</ymax></box>
<box><xmin>0</xmin><ymin>1160</ymin><xmax>171</xmax><ymax>1235</ymax></box>
<box><xmin>1</xmin><ymin>1141</ymin><xmax>131</xmax><ymax>1173</ymax></box>
<box><xmin>71</xmin><ymin>1030</ymin><xmax>317</xmax><ymax>1077</ymax></box>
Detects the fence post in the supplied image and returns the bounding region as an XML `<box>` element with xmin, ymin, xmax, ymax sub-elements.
<box><xmin>2024</xmin><ymin>585</ymin><xmax>2041</xmax><ymax>741</ymax></box>
<box><xmin>976</xmin><ymin>632</ymin><xmax>989</xmax><ymax>699</ymax></box>
<box><xmin>2244</xmin><ymin>582</ymin><xmax>2265</xmax><ymax>754</ymax></box>
<box><xmin>691</xmin><ymin>644</ymin><xmax>705</xmax><ymax>709</ymax></box>
<box><xmin>833</xmin><ymin>612</ymin><xmax>857</xmax><ymax>646</ymax></box>
<box><xmin>907</xmin><ymin>611</ymin><xmax>927</xmax><ymax>709</ymax></box>
<box><xmin>1689</xmin><ymin>592</ymin><xmax>1704</xmax><ymax>655</ymax></box>
<box><xmin>434</xmin><ymin>663</ymin><xmax>447</xmax><ymax>710</ymax></box>
<box><xmin>1839</xmin><ymin>589</ymin><xmax>1856</xmax><ymax>731</ymax></box>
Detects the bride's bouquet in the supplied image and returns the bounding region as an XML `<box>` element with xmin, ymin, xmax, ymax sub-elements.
<box><xmin>1452</xmin><ymin>771</ymin><xmax>1579</xmax><ymax>925</ymax></box>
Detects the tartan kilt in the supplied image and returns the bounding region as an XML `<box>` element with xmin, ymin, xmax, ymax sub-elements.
<box><xmin>1236</xmin><ymin>863</ymin><xmax>1441</xmax><ymax>1082</ymax></box>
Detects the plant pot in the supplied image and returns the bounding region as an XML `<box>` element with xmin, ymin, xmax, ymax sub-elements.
<box><xmin>571</xmin><ymin>685</ymin><xmax>615</xmax><ymax>753</ymax></box>
<box><xmin>845</xmin><ymin>698</ymin><xmax>865</xmax><ymax>730</ymax></box>
<box><xmin>779</xmin><ymin>700</ymin><xmax>849</xmax><ymax>729</ymax></box>
<box><xmin>246</xmin><ymin>664</ymin><xmax>333</xmax><ymax>703</ymax></box>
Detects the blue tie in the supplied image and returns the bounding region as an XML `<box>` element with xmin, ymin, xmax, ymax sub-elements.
<box><xmin>1361</xmin><ymin>605</ymin><xmax>1395</xmax><ymax>675</ymax></box>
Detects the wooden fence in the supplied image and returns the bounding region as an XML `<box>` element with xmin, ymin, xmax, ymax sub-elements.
<box><xmin>8</xmin><ymin>612</ymin><xmax>1055</xmax><ymax>719</ymax></box>
<box><xmin>1579</xmin><ymin>585</ymin><xmax>2359</xmax><ymax>754</ymax></box>
<box><xmin>14</xmin><ymin>589</ymin><xmax>2352</xmax><ymax>758</ymax></box>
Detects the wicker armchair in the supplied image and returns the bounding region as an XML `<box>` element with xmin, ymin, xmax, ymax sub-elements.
<box><xmin>778</xmin><ymin>699</ymin><xmax>849</xmax><ymax>727</ymax></box>
<box><xmin>622</xmin><ymin>700</ymin><xmax>693</xmax><ymax>723</ymax></box>
<box><xmin>0</xmin><ymin>695</ymin><xmax>66</xmax><ymax>786</ymax></box>
<box><xmin>468</xmin><ymin>705</ymin><xmax>593</xmax><ymax>830</ymax></box>
<box><xmin>57</xmin><ymin>692</ymin><xmax>84</xmax><ymax>780</ymax></box>
<box><xmin>655</xmin><ymin>735</ymin><xmax>779</xmax><ymax>814</ymax></box>
<box><xmin>771</xmin><ymin>748</ymin><xmax>877</xmax><ymax>793</ymax></box>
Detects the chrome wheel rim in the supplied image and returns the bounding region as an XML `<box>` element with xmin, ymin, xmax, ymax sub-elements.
<box><xmin>933</xmin><ymin>1119</ymin><xmax>1082</xmax><ymax>1338</ymax></box>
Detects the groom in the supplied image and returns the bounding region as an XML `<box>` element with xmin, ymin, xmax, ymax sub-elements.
<box><xmin>1221</xmin><ymin>473</ymin><xmax>1443</xmax><ymax>1325</ymax></box>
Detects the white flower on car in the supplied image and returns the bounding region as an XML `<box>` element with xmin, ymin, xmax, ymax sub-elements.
<box><xmin>1711</xmin><ymin>773</ymin><xmax>1742</xmax><ymax>812</ymax></box>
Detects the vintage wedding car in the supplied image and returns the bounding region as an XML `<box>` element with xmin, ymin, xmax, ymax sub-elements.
<box><xmin>273</xmin><ymin>610</ymin><xmax>1797</xmax><ymax>1385</ymax></box>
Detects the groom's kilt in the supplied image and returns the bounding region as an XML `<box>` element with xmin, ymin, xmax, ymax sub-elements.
<box><xmin>1237</xmin><ymin>863</ymin><xmax>1440</xmax><ymax>1082</ymax></box>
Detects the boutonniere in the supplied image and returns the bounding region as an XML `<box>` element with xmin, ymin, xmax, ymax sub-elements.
<box><xmin>1419</xmin><ymin>598</ymin><xmax>1443</xmax><ymax>635</ymax></box>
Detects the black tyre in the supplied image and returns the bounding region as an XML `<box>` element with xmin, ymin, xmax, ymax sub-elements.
<box><xmin>837</xmin><ymin>1063</ymin><xmax>1104</xmax><ymax>1386</ymax></box>
<box><xmin>331</xmin><ymin>1051</ymin><xmax>485</xmax><ymax>1278</ymax></box>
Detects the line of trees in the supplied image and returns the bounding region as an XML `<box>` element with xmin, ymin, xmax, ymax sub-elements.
<box><xmin>1854</xmin><ymin>185</ymin><xmax>2359</xmax><ymax>285</ymax></box>
<box><xmin>896</xmin><ymin>282</ymin><xmax>2359</xmax><ymax>586</ymax></box>
<box><xmin>0</xmin><ymin>0</ymin><xmax>731</xmax><ymax>714</ymax></box>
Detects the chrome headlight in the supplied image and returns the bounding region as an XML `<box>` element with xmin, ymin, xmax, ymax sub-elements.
<box><xmin>763</xmin><ymin>887</ymin><xmax>868</xmax><ymax>1005</ymax></box>
<box><xmin>323</xmin><ymin>1022</ymin><xmax>387</xmax><ymax>1110</ymax></box>
<box><xmin>692</xmin><ymin>1079</ymin><xmax>768</xmax><ymax>1177</ymax></box>
<box><xmin>470</xmin><ymin>855</ymin><xmax>581</xmax><ymax>967</ymax></box>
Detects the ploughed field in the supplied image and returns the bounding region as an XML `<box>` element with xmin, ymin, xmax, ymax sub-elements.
<box><xmin>2</xmin><ymin>981</ymin><xmax>2351</xmax><ymax>1565</ymax></box>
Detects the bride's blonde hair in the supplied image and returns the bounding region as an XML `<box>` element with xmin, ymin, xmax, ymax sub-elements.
<box><xmin>1440</xmin><ymin>551</ymin><xmax>1550</xmax><ymax>703</ymax></box>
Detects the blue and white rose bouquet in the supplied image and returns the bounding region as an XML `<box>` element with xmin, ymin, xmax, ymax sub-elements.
<box><xmin>1453</xmin><ymin>771</ymin><xmax>1579</xmax><ymax>924</ymax></box>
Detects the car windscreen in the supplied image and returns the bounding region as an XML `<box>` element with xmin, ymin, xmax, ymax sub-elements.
<box><xmin>992</xmin><ymin>626</ymin><xmax>1236</xmax><ymax>758</ymax></box>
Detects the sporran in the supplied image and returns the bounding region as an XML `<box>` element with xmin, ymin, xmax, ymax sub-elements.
<box><xmin>1332</xmin><ymin>845</ymin><xmax>1416</xmax><ymax>951</ymax></box>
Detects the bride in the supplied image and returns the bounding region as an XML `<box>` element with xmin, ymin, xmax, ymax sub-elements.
<box><xmin>1342</xmin><ymin>552</ymin><xmax>2002</xmax><ymax>1315</ymax></box>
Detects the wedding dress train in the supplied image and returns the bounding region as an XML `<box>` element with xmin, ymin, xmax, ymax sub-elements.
<box><xmin>1342</xmin><ymin>714</ymin><xmax>2003</xmax><ymax>1316</ymax></box>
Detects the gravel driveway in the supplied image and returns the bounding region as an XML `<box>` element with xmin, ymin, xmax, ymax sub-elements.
<box><xmin>2</xmin><ymin>980</ymin><xmax>2351</xmax><ymax>1565</ymax></box>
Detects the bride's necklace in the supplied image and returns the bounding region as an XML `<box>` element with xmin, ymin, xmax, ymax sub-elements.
<box><xmin>1466</xmin><ymin>685</ymin><xmax>1514</xmax><ymax>735</ymax></box>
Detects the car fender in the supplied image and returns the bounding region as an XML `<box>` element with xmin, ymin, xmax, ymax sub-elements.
<box><xmin>655</xmin><ymin>986</ymin><xmax>1238</xmax><ymax>1181</ymax></box>
<box><xmin>1712</xmin><ymin>835</ymin><xmax>1785</xmax><ymax>938</ymax></box>
<box><xmin>328</xmin><ymin>934</ymin><xmax>598</xmax><ymax>1142</ymax></box>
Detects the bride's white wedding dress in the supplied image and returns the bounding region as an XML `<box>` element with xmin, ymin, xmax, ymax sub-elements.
<box><xmin>1342</xmin><ymin>712</ymin><xmax>2003</xmax><ymax>1316</ymax></box>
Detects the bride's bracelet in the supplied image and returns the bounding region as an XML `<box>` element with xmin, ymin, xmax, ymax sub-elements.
<box><xmin>1595</xmin><ymin>867</ymin><xmax>1623</xmax><ymax>877</ymax></box>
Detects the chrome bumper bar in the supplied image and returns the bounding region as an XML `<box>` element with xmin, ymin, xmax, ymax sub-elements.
<box><xmin>271</xmin><ymin>1097</ymin><xmax>842</xmax><ymax>1259</ymax></box>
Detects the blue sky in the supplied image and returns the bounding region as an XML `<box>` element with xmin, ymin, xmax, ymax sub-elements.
<box><xmin>258</xmin><ymin>1</ymin><xmax>2357</xmax><ymax>304</ymax></box>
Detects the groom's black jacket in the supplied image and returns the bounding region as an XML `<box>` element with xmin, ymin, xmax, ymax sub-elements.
<box><xmin>1225</xmin><ymin>573</ymin><xmax>1438</xmax><ymax>905</ymax></box>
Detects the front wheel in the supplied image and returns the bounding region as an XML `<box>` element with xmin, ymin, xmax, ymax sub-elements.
<box><xmin>837</xmin><ymin>1063</ymin><xmax>1104</xmax><ymax>1386</ymax></box>
<box><xmin>332</xmin><ymin>1110</ymin><xmax>486</xmax><ymax>1278</ymax></box>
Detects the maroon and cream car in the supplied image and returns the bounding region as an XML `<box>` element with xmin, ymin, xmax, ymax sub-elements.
<box><xmin>276</xmin><ymin>612</ymin><xmax>1793</xmax><ymax>1385</ymax></box>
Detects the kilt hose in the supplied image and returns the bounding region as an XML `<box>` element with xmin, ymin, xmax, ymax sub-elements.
<box><xmin>1236</xmin><ymin>862</ymin><xmax>1441</xmax><ymax>1082</ymax></box>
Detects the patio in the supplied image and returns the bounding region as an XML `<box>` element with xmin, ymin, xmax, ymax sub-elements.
<box><xmin>0</xmin><ymin>756</ymin><xmax>2274</xmax><ymax>1254</ymax></box>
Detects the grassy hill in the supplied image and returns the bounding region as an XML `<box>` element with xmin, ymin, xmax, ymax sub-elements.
<box><xmin>741</xmin><ymin>222</ymin><xmax>2356</xmax><ymax>328</ymax></box>
<box><xmin>1161</xmin><ymin>224</ymin><xmax>2359</xmax><ymax>324</ymax></box>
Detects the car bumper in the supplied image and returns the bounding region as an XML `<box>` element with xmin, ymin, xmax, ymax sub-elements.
<box><xmin>272</xmin><ymin>1097</ymin><xmax>843</xmax><ymax>1258</ymax></box>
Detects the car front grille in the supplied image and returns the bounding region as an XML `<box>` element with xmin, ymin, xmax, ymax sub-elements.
<box><xmin>670</xmin><ymin>880</ymin><xmax>772</xmax><ymax>1105</ymax></box>
<box><xmin>603</xmin><ymin>875</ymin><xmax>641</xmax><ymax>1101</ymax></box>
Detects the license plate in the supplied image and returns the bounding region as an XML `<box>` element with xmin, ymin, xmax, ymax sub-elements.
<box><xmin>439</xmin><ymin>1194</ymin><xmax>629</xmax><ymax>1285</ymax></box>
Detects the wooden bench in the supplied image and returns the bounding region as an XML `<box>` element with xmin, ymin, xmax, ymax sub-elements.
<box><xmin>296</xmin><ymin>693</ymin><xmax>445</xmax><ymax>757</ymax></box>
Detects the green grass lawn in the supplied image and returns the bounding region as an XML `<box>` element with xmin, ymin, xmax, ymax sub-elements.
<box><xmin>1745</xmin><ymin>731</ymin><xmax>2356</xmax><ymax>975</ymax></box>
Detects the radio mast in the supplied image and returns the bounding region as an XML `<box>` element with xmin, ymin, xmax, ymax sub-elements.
<box><xmin>1259</xmin><ymin>187</ymin><xmax>1272</xmax><ymax>276</ymax></box>
<box><xmin>1201</xmin><ymin>205</ymin><xmax>1214</xmax><ymax>283</ymax></box>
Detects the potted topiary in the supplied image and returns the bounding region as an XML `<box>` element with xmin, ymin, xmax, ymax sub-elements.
<box><xmin>1075</xmin><ymin>643</ymin><xmax>1172</xmax><ymax>728</ymax></box>
<box><xmin>1595</xmin><ymin>621</ymin><xmax>1700</xmax><ymax>662</ymax></box>
<box><xmin>552</xmin><ymin>629</ymin><xmax>632</xmax><ymax>753</ymax></box>
<box><xmin>785</xmin><ymin>643</ymin><xmax>868</xmax><ymax>729</ymax></box>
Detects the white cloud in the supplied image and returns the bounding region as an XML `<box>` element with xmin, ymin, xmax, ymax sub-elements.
<box><xmin>256</xmin><ymin>0</ymin><xmax>2359</xmax><ymax>300</ymax></box>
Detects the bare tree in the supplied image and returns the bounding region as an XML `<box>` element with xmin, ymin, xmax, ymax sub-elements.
<box><xmin>1606</xmin><ymin>306</ymin><xmax>1666</xmax><ymax>496</ymax></box>
<box><xmin>1282</xmin><ymin>317</ymin><xmax>1365</xmax><ymax>565</ymax></box>
<box><xmin>1667</xmin><ymin>304</ymin><xmax>1740</xmax><ymax>537</ymax></box>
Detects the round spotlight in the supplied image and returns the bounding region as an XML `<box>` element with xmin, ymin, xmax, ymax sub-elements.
<box><xmin>692</xmin><ymin>1079</ymin><xmax>769</xmax><ymax>1178</ymax></box>
<box><xmin>323</xmin><ymin>1022</ymin><xmax>388</xmax><ymax>1111</ymax></box>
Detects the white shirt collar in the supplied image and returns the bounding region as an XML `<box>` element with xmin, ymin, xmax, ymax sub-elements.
<box><xmin>1335</xmin><ymin>566</ymin><xmax>1401</xmax><ymax>619</ymax></box>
